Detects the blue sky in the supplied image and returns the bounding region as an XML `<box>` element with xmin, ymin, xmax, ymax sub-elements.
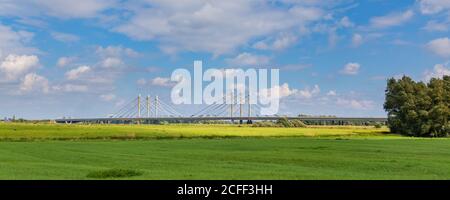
<box><xmin>0</xmin><ymin>0</ymin><xmax>450</xmax><ymax>119</ymax></box>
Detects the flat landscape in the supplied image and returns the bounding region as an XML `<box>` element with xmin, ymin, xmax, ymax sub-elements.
<box><xmin>0</xmin><ymin>123</ymin><xmax>449</xmax><ymax>180</ymax></box>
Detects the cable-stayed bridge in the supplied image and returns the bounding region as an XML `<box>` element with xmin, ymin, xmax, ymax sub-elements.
<box><xmin>56</xmin><ymin>95</ymin><xmax>387</xmax><ymax>124</ymax></box>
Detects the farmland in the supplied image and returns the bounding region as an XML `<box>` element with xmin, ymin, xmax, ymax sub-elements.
<box><xmin>0</xmin><ymin>123</ymin><xmax>449</xmax><ymax>180</ymax></box>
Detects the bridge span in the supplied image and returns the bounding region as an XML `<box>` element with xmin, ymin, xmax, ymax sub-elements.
<box><xmin>56</xmin><ymin>116</ymin><xmax>387</xmax><ymax>124</ymax></box>
<box><xmin>55</xmin><ymin>95</ymin><xmax>387</xmax><ymax>124</ymax></box>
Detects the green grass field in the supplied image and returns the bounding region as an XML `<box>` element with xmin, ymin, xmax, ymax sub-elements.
<box><xmin>0</xmin><ymin>123</ymin><xmax>449</xmax><ymax>180</ymax></box>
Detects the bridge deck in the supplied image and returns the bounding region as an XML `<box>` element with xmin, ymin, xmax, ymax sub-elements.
<box><xmin>55</xmin><ymin>116</ymin><xmax>387</xmax><ymax>124</ymax></box>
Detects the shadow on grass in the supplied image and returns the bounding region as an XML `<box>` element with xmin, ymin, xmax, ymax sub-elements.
<box><xmin>86</xmin><ymin>169</ymin><xmax>143</xmax><ymax>179</ymax></box>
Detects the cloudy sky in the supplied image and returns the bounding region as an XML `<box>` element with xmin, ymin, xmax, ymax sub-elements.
<box><xmin>0</xmin><ymin>0</ymin><xmax>450</xmax><ymax>119</ymax></box>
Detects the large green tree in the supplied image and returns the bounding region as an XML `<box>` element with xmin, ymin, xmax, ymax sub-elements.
<box><xmin>384</xmin><ymin>75</ymin><xmax>449</xmax><ymax>137</ymax></box>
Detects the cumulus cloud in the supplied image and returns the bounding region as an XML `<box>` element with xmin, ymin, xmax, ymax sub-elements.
<box><xmin>336</xmin><ymin>98</ymin><xmax>374</xmax><ymax>110</ymax></box>
<box><xmin>369</xmin><ymin>10</ymin><xmax>414</xmax><ymax>29</ymax></box>
<box><xmin>113</xmin><ymin>1</ymin><xmax>330</xmax><ymax>55</ymax></box>
<box><xmin>351</xmin><ymin>33</ymin><xmax>363</xmax><ymax>47</ymax></box>
<box><xmin>226</xmin><ymin>52</ymin><xmax>271</xmax><ymax>67</ymax></box>
<box><xmin>253</xmin><ymin>33</ymin><xmax>298</xmax><ymax>50</ymax></box>
<box><xmin>423</xmin><ymin>63</ymin><xmax>450</xmax><ymax>81</ymax></box>
<box><xmin>100</xmin><ymin>57</ymin><xmax>124</xmax><ymax>68</ymax></box>
<box><xmin>150</xmin><ymin>77</ymin><xmax>177</xmax><ymax>87</ymax></box>
<box><xmin>57</xmin><ymin>56</ymin><xmax>76</xmax><ymax>67</ymax></box>
<box><xmin>296</xmin><ymin>84</ymin><xmax>320</xmax><ymax>99</ymax></box>
<box><xmin>427</xmin><ymin>37</ymin><xmax>450</xmax><ymax>57</ymax></box>
<box><xmin>95</xmin><ymin>45</ymin><xmax>139</xmax><ymax>58</ymax></box>
<box><xmin>0</xmin><ymin>0</ymin><xmax>117</xmax><ymax>19</ymax></box>
<box><xmin>0</xmin><ymin>24</ymin><xmax>37</xmax><ymax>57</ymax></box>
<box><xmin>257</xmin><ymin>83</ymin><xmax>300</xmax><ymax>105</ymax></box>
<box><xmin>338</xmin><ymin>16</ymin><xmax>354</xmax><ymax>28</ymax></box>
<box><xmin>65</xmin><ymin>65</ymin><xmax>91</xmax><ymax>80</ymax></box>
<box><xmin>340</xmin><ymin>62</ymin><xmax>360</xmax><ymax>75</ymax></box>
<box><xmin>327</xmin><ymin>90</ymin><xmax>337</xmax><ymax>96</ymax></box>
<box><xmin>266</xmin><ymin>83</ymin><xmax>298</xmax><ymax>98</ymax></box>
<box><xmin>0</xmin><ymin>54</ymin><xmax>39</xmax><ymax>81</ymax></box>
<box><xmin>418</xmin><ymin>0</ymin><xmax>450</xmax><ymax>15</ymax></box>
<box><xmin>19</xmin><ymin>73</ymin><xmax>49</xmax><ymax>93</ymax></box>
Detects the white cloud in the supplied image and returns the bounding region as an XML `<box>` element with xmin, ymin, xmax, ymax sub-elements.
<box><xmin>253</xmin><ymin>33</ymin><xmax>298</xmax><ymax>50</ymax></box>
<box><xmin>427</xmin><ymin>37</ymin><xmax>450</xmax><ymax>57</ymax></box>
<box><xmin>65</xmin><ymin>65</ymin><xmax>91</xmax><ymax>80</ymax></box>
<box><xmin>351</xmin><ymin>33</ymin><xmax>363</xmax><ymax>47</ymax></box>
<box><xmin>51</xmin><ymin>32</ymin><xmax>80</xmax><ymax>43</ymax></box>
<box><xmin>150</xmin><ymin>77</ymin><xmax>176</xmax><ymax>87</ymax></box>
<box><xmin>226</xmin><ymin>52</ymin><xmax>271</xmax><ymax>67</ymax></box>
<box><xmin>100</xmin><ymin>93</ymin><xmax>116</xmax><ymax>101</ymax></box>
<box><xmin>418</xmin><ymin>0</ymin><xmax>450</xmax><ymax>15</ymax></box>
<box><xmin>369</xmin><ymin>10</ymin><xmax>414</xmax><ymax>29</ymax></box>
<box><xmin>336</xmin><ymin>98</ymin><xmax>374</xmax><ymax>110</ymax></box>
<box><xmin>19</xmin><ymin>73</ymin><xmax>49</xmax><ymax>94</ymax></box>
<box><xmin>423</xmin><ymin>63</ymin><xmax>450</xmax><ymax>81</ymax></box>
<box><xmin>422</xmin><ymin>20</ymin><xmax>449</xmax><ymax>32</ymax></box>
<box><xmin>95</xmin><ymin>45</ymin><xmax>138</xmax><ymax>58</ymax></box>
<box><xmin>258</xmin><ymin>83</ymin><xmax>299</xmax><ymax>103</ymax></box>
<box><xmin>0</xmin><ymin>0</ymin><xmax>116</xmax><ymax>19</ymax></box>
<box><xmin>52</xmin><ymin>84</ymin><xmax>88</xmax><ymax>92</ymax></box>
<box><xmin>296</xmin><ymin>84</ymin><xmax>320</xmax><ymax>99</ymax></box>
<box><xmin>338</xmin><ymin>16</ymin><xmax>354</xmax><ymax>28</ymax></box>
<box><xmin>278</xmin><ymin>83</ymin><xmax>297</xmax><ymax>97</ymax></box>
<box><xmin>57</xmin><ymin>56</ymin><xmax>76</xmax><ymax>67</ymax></box>
<box><xmin>0</xmin><ymin>54</ymin><xmax>39</xmax><ymax>81</ymax></box>
<box><xmin>0</xmin><ymin>24</ymin><xmax>37</xmax><ymax>57</ymax></box>
<box><xmin>136</xmin><ymin>78</ymin><xmax>147</xmax><ymax>86</ymax></box>
<box><xmin>40</xmin><ymin>0</ymin><xmax>115</xmax><ymax>18</ymax></box>
<box><xmin>113</xmin><ymin>1</ymin><xmax>330</xmax><ymax>55</ymax></box>
<box><xmin>327</xmin><ymin>90</ymin><xmax>337</xmax><ymax>96</ymax></box>
<box><xmin>100</xmin><ymin>57</ymin><xmax>124</xmax><ymax>68</ymax></box>
<box><xmin>340</xmin><ymin>62</ymin><xmax>360</xmax><ymax>75</ymax></box>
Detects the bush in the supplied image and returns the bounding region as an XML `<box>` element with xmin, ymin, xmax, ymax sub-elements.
<box><xmin>252</xmin><ymin>119</ymin><xmax>307</xmax><ymax>128</ymax></box>
<box><xmin>277</xmin><ymin>118</ymin><xmax>293</xmax><ymax>127</ymax></box>
<box><xmin>291</xmin><ymin>119</ymin><xmax>307</xmax><ymax>128</ymax></box>
<box><xmin>159</xmin><ymin>121</ymin><xmax>169</xmax><ymax>125</ymax></box>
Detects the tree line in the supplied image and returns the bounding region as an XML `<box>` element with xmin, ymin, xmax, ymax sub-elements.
<box><xmin>384</xmin><ymin>75</ymin><xmax>449</xmax><ymax>137</ymax></box>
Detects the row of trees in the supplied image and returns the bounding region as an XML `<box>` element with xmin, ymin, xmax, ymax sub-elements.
<box><xmin>252</xmin><ymin>118</ymin><xmax>307</xmax><ymax>127</ymax></box>
<box><xmin>384</xmin><ymin>75</ymin><xmax>449</xmax><ymax>137</ymax></box>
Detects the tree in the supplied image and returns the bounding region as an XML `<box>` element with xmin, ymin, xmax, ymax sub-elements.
<box><xmin>384</xmin><ymin>75</ymin><xmax>450</xmax><ymax>137</ymax></box>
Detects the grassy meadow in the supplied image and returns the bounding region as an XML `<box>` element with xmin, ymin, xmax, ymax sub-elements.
<box><xmin>0</xmin><ymin>123</ymin><xmax>449</xmax><ymax>179</ymax></box>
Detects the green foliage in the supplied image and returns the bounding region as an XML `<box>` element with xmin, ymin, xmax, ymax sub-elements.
<box><xmin>277</xmin><ymin>117</ymin><xmax>293</xmax><ymax>127</ymax></box>
<box><xmin>291</xmin><ymin>119</ymin><xmax>307</xmax><ymax>127</ymax></box>
<box><xmin>252</xmin><ymin>118</ymin><xmax>307</xmax><ymax>128</ymax></box>
<box><xmin>159</xmin><ymin>121</ymin><xmax>169</xmax><ymax>125</ymax></box>
<box><xmin>384</xmin><ymin>75</ymin><xmax>450</xmax><ymax>137</ymax></box>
